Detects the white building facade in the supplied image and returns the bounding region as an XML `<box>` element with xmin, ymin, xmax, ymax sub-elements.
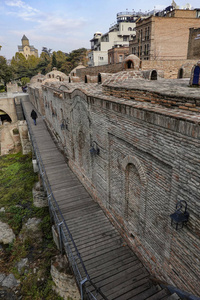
<box><xmin>88</xmin><ymin>12</ymin><xmax>139</xmax><ymax>67</ymax></box>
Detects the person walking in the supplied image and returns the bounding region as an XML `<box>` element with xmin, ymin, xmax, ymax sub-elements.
<box><xmin>31</xmin><ymin>109</ymin><xmax>38</xmax><ymax>125</ymax></box>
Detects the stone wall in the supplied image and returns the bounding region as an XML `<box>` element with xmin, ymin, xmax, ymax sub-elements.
<box><xmin>76</xmin><ymin>63</ymin><xmax>123</xmax><ymax>81</ymax></box>
<box><xmin>103</xmin><ymin>84</ymin><xmax>200</xmax><ymax>112</ymax></box>
<box><xmin>0</xmin><ymin>122</ymin><xmax>21</xmax><ymax>155</ymax></box>
<box><xmin>76</xmin><ymin>59</ymin><xmax>197</xmax><ymax>80</ymax></box>
<box><xmin>142</xmin><ymin>59</ymin><xmax>197</xmax><ymax>79</ymax></box>
<box><xmin>30</xmin><ymin>84</ymin><xmax>200</xmax><ymax>296</ymax></box>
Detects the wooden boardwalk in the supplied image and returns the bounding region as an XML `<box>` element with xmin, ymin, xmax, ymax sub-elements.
<box><xmin>22</xmin><ymin>99</ymin><xmax>172</xmax><ymax>300</ymax></box>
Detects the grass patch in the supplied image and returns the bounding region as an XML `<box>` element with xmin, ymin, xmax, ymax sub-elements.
<box><xmin>0</xmin><ymin>152</ymin><xmax>38</xmax><ymax>208</ymax></box>
<box><xmin>0</xmin><ymin>152</ymin><xmax>63</xmax><ymax>299</ymax></box>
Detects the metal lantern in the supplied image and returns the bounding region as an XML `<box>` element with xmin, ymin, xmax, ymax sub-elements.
<box><xmin>90</xmin><ymin>141</ymin><xmax>100</xmax><ymax>155</ymax></box>
<box><xmin>170</xmin><ymin>200</ymin><xmax>189</xmax><ymax>230</ymax></box>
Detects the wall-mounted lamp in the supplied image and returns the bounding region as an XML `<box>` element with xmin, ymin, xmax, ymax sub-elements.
<box><xmin>60</xmin><ymin>119</ymin><xmax>68</xmax><ymax>130</ymax></box>
<box><xmin>90</xmin><ymin>141</ymin><xmax>100</xmax><ymax>155</ymax></box>
<box><xmin>170</xmin><ymin>200</ymin><xmax>189</xmax><ymax>230</ymax></box>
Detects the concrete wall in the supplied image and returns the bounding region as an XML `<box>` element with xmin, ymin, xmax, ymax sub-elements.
<box><xmin>32</xmin><ymin>84</ymin><xmax>200</xmax><ymax>297</ymax></box>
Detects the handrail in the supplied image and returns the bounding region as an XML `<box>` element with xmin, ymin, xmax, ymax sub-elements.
<box><xmin>21</xmin><ymin>100</ymin><xmax>108</xmax><ymax>300</ymax></box>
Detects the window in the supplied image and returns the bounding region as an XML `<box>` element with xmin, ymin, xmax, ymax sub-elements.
<box><xmin>123</xmin><ymin>36</ymin><xmax>128</xmax><ymax>41</ymax></box>
<box><xmin>145</xmin><ymin>28</ymin><xmax>147</xmax><ymax>40</ymax></box>
<box><xmin>119</xmin><ymin>55</ymin><xmax>123</xmax><ymax>62</ymax></box>
<box><xmin>147</xmin><ymin>27</ymin><xmax>150</xmax><ymax>40</ymax></box>
<box><xmin>128</xmin><ymin>27</ymin><xmax>132</xmax><ymax>31</ymax></box>
<box><xmin>147</xmin><ymin>44</ymin><xmax>149</xmax><ymax>55</ymax></box>
<box><xmin>99</xmin><ymin>57</ymin><xmax>104</xmax><ymax>60</ymax></box>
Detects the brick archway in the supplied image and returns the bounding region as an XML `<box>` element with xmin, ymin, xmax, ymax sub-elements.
<box><xmin>122</xmin><ymin>155</ymin><xmax>147</xmax><ymax>187</ymax></box>
<box><xmin>122</xmin><ymin>155</ymin><xmax>147</xmax><ymax>233</ymax></box>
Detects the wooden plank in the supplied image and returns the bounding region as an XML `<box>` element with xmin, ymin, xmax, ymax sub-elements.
<box><xmin>145</xmin><ymin>288</ymin><xmax>169</xmax><ymax>300</ymax></box>
<box><xmin>103</xmin><ymin>275</ymin><xmax>150</xmax><ymax>299</ymax></box>
<box><xmin>58</xmin><ymin>195</ymin><xmax>96</xmax><ymax>207</ymax></box>
<box><xmin>130</xmin><ymin>285</ymin><xmax>159</xmax><ymax>300</ymax></box>
<box><xmin>113</xmin><ymin>282</ymin><xmax>153</xmax><ymax>300</ymax></box>
<box><xmin>92</xmin><ymin>261</ymin><xmax>143</xmax><ymax>286</ymax></box>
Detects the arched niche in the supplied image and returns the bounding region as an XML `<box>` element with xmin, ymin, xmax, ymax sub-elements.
<box><xmin>98</xmin><ymin>73</ymin><xmax>102</xmax><ymax>84</ymax></box>
<box><xmin>192</xmin><ymin>66</ymin><xmax>200</xmax><ymax>85</ymax></box>
<box><xmin>85</xmin><ymin>75</ymin><xmax>88</xmax><ymax>83</ymax></box>
<box><xmin>178</xmin><ymin>68</ymin><xmax>183</xmax><ymax>79</ymax></box>
<box><xmin>122</xmin><ymin>155</ymin><xmax>147</xmax><ymax>233</ymax></box>
<box><xmin>150</xmin><ymin>70</ymin><xmax>157</xmax><ymax>80</ymax></box>
<box><xmin>127</xmin><ymin>60</ymin><xmax>134</xmax><ymax>69</ymax></box>
<box><xmin>0</xmin><ymin>110</ymin><xmax>12</xmax><ymax>124</ymax></box>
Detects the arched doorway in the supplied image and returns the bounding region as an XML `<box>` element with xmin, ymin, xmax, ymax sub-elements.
<box><xmin>98</xmin><ymin>73</ymin><xmax>102</xmax><ymax>84</ymax></box>
<box><xmin>85</xmin><ymin>75</ymin><xmax>87</xmax><ymax>83</ymax></box>
<box><xmin>178</xmin><ymin>68</ymin><xmax>183</xmax><ymax>79</ymax></box>
<box><xmin>151</xmin><ymin>70</ymin><xmax>157</xmax><ymax>80</ymax></box>
<box><xmin>69</xmin><ymin>77</ymin><xmax>71</xmax><ymax>83</ymax></box>
<box><xmin>192</xmin><ymin>66</ymin><xmax>200</xmax><ymax>85</ymax></box>
<box><xmin>127</xmin><ymin>60</ymin><xmax>133</xmax><ymax>69</ymax></box>
<box><xmin>0</xmin><ymin>110</ymin><xmax>12</xmax><ymax>124</ymax></box>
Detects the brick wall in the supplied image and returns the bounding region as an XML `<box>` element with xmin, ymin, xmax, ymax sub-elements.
<box><xmin>103</xmin><ymin>84</ymin><xmax>200</xmax><ymax>112</ymax></box>
<box><xmin>31</xmin><ymin>84</ymin><xmax>200</xmax><ymax>296</ymax></box>
<box><xmin>76</xmin><ymin>63</ymin><xmax>123</xmax><ymax>81</ymax></box>
<box><xmin>187</xmin><ymin>27</ymin><xmax>200</xmax><ymax>59</ymax></box>
<box><xmin>142</xmin><ymin>59</ymin><xmax>197</xmax><ymax>78</ymax></box>
<box><xmin>76</xmin><ymin>59</ymin><xmax>197</xmax><ymax>80</ymax></box>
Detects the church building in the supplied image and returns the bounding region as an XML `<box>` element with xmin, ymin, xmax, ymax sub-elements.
<box><xmin>18</xmin><ymin>35</ymin><xmax>38</xmax><ymax>59</ymax></box>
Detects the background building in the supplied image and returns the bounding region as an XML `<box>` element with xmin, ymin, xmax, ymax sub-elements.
<box><xmin>129</xmin><ymin>8</ymin><xmax>200</xmax><ymax>60</ymax></box>
<box><xmin>18</xmin><ymin>35</ymin><xmax>38</xmax><ymax>59</ymax></box>
<box><xmin>187</xmin><ymin>27</ymin><xmax>200</xmax><ymax>59</ymax></box>
<box><xmin>88</xmin><ymin>11</ymin><xmax>149</xmax><ymax>66</ymax></box>
<box><xmin>108</xmin><ymin>45</ymin><xmax>129</xmax><ymax>64</ymax></box>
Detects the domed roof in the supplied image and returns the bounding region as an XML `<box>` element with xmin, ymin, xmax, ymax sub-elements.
<box><xmin>69</xmin><ymin>63</ymin><xmax>86</xmax><ymax>76</ymax></box>
<box><xmin>46</xmin><ymin>69</ymin><xmax>68</xmax><ymax>80</ymax></box>
<box><xmin>123</xmin><ymin>54</ymin><xmax>140</xmax><ymax>63</ymax></box>
<box><xmin>30</xmin><ymin>73</ymin><xmax>45</xmax><ymax>84</ymax></box>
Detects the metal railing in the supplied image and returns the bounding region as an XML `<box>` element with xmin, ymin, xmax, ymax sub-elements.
<box><xmin>21</xmin><ymin>100</ymin><xmax>108</xmax><ymax>300</ymax></box>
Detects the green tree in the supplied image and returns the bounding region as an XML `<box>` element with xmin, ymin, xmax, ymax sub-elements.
<box><xmin>0</xmin><ymin>56</ymin><xmax>13</xmax><ymax>89</ymax></box>
<box><xmin>51</xmin><ymin>52</ymin><xmax>57</xmax><ymax>68</ymax></box>
<box><xmin>37</xmin><ymin>51</ymin><xmax>51</xmax><ymax>74</ymax></box>
<box><xmin>27</xmin><ymin>55</ymin><xmax>40</xmax><ymax>77</ymax></box>
<box><xmin>11</xmin><ymin>53</ymin><xmax>28</xmax><ymax>80</ymax></box>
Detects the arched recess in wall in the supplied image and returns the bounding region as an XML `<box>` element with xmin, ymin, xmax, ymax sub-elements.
<box><xmin>69</xmin><ymin>77</ymin><xmax>71</xmax><ymax>83</ymax></box>
<box><xmin>70</xmin><ymin>91</ymin><xmax>92</xmax><ymax>179</ymax></box>
<box><xmin>122</xmin><ymin>155</ymin><xmax>147</xmax><ymax>234</ymax></box>
<box><xmin>0</xmin><ymin>110</ymin><xmax>12</xmax><ymax>123</ymax></box>
<box><xmin>85</xmin><ymin>75</ymin><xmax>88</xmax><ymax>83</ymax></box>
<box><xmin>98</xmin><ymin>73</ymin><xmax>102</xmax><ymax>84</ymax></box>
<box><xmin>178</xmin><ymin>68</ymin><xmax>183</xmax><ymax>79</ymax></box>
<box><xmin>126</xmin><ymin>60</ymin><xmax>134</xmax><ymax>69</ymax></box>
<box><xmin>150</xmin><ymin>70</ymin><xmax>157</xmax><ymax>80</ymax></box>
<box><xmin>192</xmin><ymin>66</ymin><xmax>200</xmax><ymax>85</ymax></box>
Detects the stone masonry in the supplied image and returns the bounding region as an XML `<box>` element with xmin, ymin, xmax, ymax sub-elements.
<box><xmin>28</xmin><ymin>72</ymin><xmax>200</xmax><ymax>297</ymax></box>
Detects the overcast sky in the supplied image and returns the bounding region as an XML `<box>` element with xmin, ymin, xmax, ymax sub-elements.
<box><xmin>0</xmin><ymin>0</ymin><xmax>200</xmax><ymax>59</ymax></box>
